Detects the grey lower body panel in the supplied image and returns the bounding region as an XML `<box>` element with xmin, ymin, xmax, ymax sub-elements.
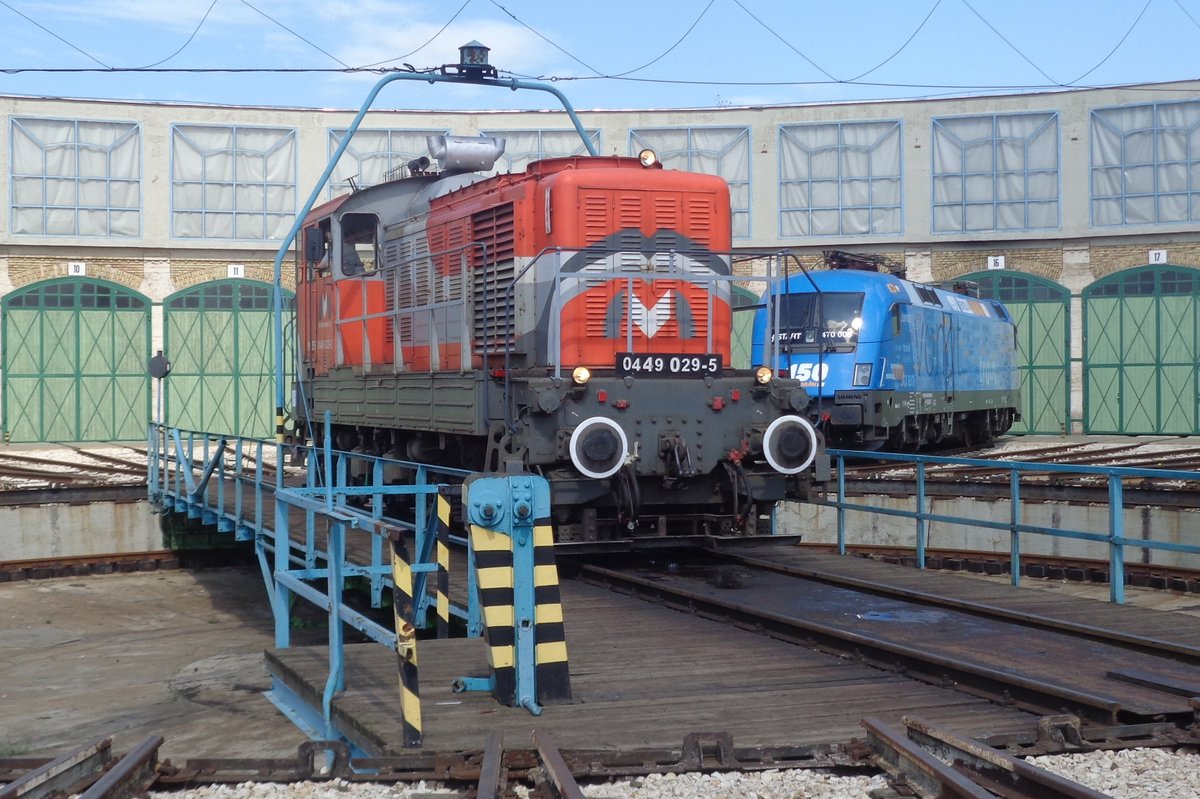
<box><xmin>306</xmin><ymin>369</ymin><xmax>486</xmax><ymax>436</ymax></box>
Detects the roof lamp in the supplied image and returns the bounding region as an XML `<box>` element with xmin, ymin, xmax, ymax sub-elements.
<box><xmin>449</xmin><ymin>41</ymin><xmax>497</xmax><ymax>80</ymax></box>
<box><xmin>638</xmin><ymin>148</ymin><xmax>659</xmax><ymax>167</ymax></box>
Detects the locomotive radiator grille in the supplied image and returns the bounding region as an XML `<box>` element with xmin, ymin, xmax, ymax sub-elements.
<box><xmin>470</xmin><ymin>203</ymin><xmax>517</xmax><ymax>351</ymax></box>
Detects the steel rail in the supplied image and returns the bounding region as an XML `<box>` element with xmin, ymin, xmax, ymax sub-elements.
<box><xmin>78</xmin><ymin>736</ymin><xmax>162</xmax><ymax>799</ymax></box>
<box><xmin>861</xmin><ymin>717</ymin><xmax>995</xmax><ymax>798</ymax></box>
<box><xmin>532</xmin><ymin>731</ymin><xmax>586</xmax><ymax>799</ymax></box>
<box><xmin>898</xmin><ymin>716</ymin><xmax>1114</xmax><ymax>799</ymax></box>
<box><xmin>0</xmin><ymin>737</ymin><xmax>112</xmax><ymax>799</ymax></box>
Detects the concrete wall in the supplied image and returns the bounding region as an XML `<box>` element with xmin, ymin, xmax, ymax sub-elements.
<box><xmin>4</xmin><ymin>501</ymin><xmax>160</xmax><ymax>561</ymax></box>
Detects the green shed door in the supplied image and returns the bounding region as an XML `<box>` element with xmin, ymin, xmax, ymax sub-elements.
<box><xmin>968</xmin><ymin>271</ymin><xmax>1070</xmax><ymax>435</ymax></box>
<box><xmin>3</xmin><ymin>279</ymin><xmax>151</xmax><ymax>443</ymax></box>
<box><xmin>731</xmin><ymin>284</ymin><xmax>762</xmax><ymax>370</ymax></box>
<box><xmin>164</xmin><ymin>280</ymin><xmax>291</xmax><ymax>438</ymax></box>
<box><xmin>1083</xmin><ymin>265</ymin><xmax>1199</xmax><ymax>435</ymax></box>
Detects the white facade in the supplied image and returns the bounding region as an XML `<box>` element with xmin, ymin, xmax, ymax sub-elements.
<box><xmin>2</xmin><ymin>80</ymin><xmax>1200</xmax><ymax>438</ymax></box>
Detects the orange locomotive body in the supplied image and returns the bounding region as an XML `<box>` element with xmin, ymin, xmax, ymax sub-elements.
<box><xmin>294</xmin><ymin>136</ymin><xmax>825</xmax><ymax>541</ymax></box>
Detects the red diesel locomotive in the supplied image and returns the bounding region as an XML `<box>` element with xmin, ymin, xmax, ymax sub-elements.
<box><xmin>293</xmin><ymin>135</ymin><xmax>826</xmax><ymax>541</ymax></box>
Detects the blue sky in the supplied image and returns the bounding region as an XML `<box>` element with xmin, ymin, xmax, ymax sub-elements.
<box><xmin>1</xmin><ymin>0</ymin><xmax>1199</xmax><ymax>111</ymax></box>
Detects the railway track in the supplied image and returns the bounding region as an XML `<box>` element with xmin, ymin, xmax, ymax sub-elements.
<box><xmin>798</xmin><ymin>543</ymin><xmax>1200</xmax><ymax>595</ymax></box>
<box><xmin>0</xmin><ymin>726</ymin><xmax>1145</xmax><ymax>799</ymax></box>
<box><xmin>0</xmin><ymin>550</ymin><xmax>179</xmax><ymax>581</ymax></box>
<box><xmin>569</xmin><ymin>552</ymin><xmax>1200</xmax><ymax>736</ymax></box>
<box><xmin>834</xmin><ymin>438</ymin><xmax>1200</xmax><ymax>508</ymax></box>
<box><xmin>0</xmin><ymin>736</ymin><xmax>161</xmax><ymax>799</ymax></box>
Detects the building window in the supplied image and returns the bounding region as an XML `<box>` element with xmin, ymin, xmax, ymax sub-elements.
<box><xmin>327</xmin><ymin>128</ymin><xmax>448</xmax><ymax>194</ymax></box>
<box><xmin>779</xmin><ymin>120</ymin><xmax>901</xmax><ymax>237</ymax></box>
<box><xmin>932</xmin><ymin>112</ymin><xmax>1059</xmax><ymax>233</ymax></box>
<box><xmin>481</xmin><ymin>128</ymin><xmax>601</xmax><ymax>174</ymax></box>
<box><xmin>629</xmin><ymin>127</ymin><xmax>750</xmax><ymax>239</ymax></box>
<box><xmin>10</xmin><ymin>117</ymin><xmax>141</xmax><ymax>237</ymax></box>
<box><xmin>171</xmin><ymin>124</ymin><xmax>296</xmax><ymax>240</ymax></box>
<box><xmin>1091</xmin><ymin>100</ymin><xmax>1200</xmax><ymax>227</ymax></box>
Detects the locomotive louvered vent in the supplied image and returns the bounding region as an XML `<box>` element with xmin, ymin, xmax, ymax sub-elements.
<box><xmin>385</xmin><ymin>233</ymin><xmax>432</xmax><ymax>347</ymax></box>
<box><xmin>471</xmin><ymin>203</ymin><xmax>517</xmax><ymax>351</ymax></box>
<box><xmin>684</xmin><ymin>196</ymin><xmax>713</xmax><ymax>245</ymax></box>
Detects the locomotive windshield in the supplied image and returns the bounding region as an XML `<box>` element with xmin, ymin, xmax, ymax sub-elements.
<box><xmin>770</xmin><ymin>291</ymin><xmax>864</xmax><ymax>351</ymax></box>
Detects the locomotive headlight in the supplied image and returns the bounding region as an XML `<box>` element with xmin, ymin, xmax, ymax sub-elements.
<box><xmin>853</xmin><ymin>363</ymin><xmax>872</xmax><ymax>386</ymax></box>
<box><xmin>572</xmin><ymin>366</ymin><xmax>591</xmax><ymax>385</ymax></box>
<box><xmin>754</xmin><ymin>366</ymin><xmax>774</xmax><ymax>385</ymax></box>
<box><xmin>761</xmin><ymin>415</ymin><xmax>819</xmax><ymax>475</ymax></box>
<box><xmin>568</xmin><ymin>417</ymin><xmax>629</xmax><ymax>479</ymax></box>
<box><xmin>638</xmin><ymin>148</ymin><xmax>658</xmax><ymax>167</ymax></box>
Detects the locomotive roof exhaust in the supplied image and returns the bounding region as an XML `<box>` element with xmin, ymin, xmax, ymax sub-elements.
<box><xmin>427</xmin><ymin>134</ymin><xmax>507</xmax><ymax>173</ymax></box>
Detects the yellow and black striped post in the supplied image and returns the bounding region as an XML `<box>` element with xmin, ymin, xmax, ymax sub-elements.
<box><xmin>469</xmin><ymin>519</ymin><xmax>517</xmax><ymax>705</ymax></box>
<box><xmin>531</xmin><ymin>517</ymin><xmax>570</xmax><ymax>703</ymax></box>
<box><xmin>464</xmin><ymin>474</ymin><xmax>570</xmax><ymax>712</ymax></box>
<box><xmin>389</xmin><ymin>531</ymin><xmax>422</xmax><ymax>747</ymax></box>
<box><xmin>435</xmin><ymin>491</ymin><xmax>452</xmax><ymax>639</ymax></box>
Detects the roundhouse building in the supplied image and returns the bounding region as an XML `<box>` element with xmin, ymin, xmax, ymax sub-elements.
<box><xmin>1</xmin><ymin>79</ymin><xmax>1198</xmax><ymax>443</ymax></box>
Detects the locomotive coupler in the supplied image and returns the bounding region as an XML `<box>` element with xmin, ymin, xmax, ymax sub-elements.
<box><xmin>659</xmin><ymin>433</ymin><xmax>695</xmax><ymax>489</ymax></box>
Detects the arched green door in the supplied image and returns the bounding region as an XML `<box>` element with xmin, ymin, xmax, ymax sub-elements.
<box><xmin>2</xmin><ymin>279</ymin><xmax>151</xmax><ymax>442</ymax></box>
<box><xmin>967</xmin><ymin>271</ymin><xmax>1070</xmax><ymax>435</ymax></box>
<box><xmin>163</xmin><ymin>280</ymin><xmax>293</xmax><ymax>438</ymax></box>
<box><xmin>1083</xmin><ymin>265</ymin><xmax>1199</xmax><ymax>435</ymax></box>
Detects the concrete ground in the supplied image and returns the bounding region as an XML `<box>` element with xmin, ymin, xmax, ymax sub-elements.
<box><xmin>0</xmin><ymin>566</ymin><xmax>309</xmax><ymax>763</ymax></box>
<box><xmin>3</xmin><ymin>559</ymin><xmax>1197</xmax><ymax>766</ymax></box>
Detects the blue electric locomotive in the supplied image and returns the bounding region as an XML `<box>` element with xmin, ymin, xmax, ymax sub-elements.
<box><xmin>751</xmin><ymin>262</ymin><xmax>1020</xmax><ymax>450</ymax></box>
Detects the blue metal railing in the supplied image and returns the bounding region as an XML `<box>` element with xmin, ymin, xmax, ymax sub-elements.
<box><xmin>148</xmin><ymin>421</ymin><xmax>480</xmax><ymax>740</ymax></box>
<box><xmin>818</xmin><ymin>448</ymin><xmax>1200</xmax><ymax>604</ymax></box>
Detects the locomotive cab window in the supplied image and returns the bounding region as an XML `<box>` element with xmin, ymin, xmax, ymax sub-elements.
<box><xmin>304</xmin><ymin>221</ymin><xmax>333</xmax><ymax>280</ymax></box>
<box><xmin>771</xmin><ymin>291</ymin><xmax>864</xmax><ymax>352</ymax></box>
<box><xmin>338</xmin><ymin>212</ymin><xmax>379</xmax><ymax>277</ymax></box>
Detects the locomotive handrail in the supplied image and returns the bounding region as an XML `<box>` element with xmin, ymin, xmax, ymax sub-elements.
<box><xmin>822</xmin><ymin>447</ymin><xmax>1200</xmax><ymax>604</ymax></box>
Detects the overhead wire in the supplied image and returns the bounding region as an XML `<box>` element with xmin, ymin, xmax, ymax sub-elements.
<box><xmin>487</xmin><ymin>0</ymin><xmax>604</xmax><ymax>76</ymax></box>
<box><xmin>844</xmin><ymin>0</ymin><xmax>945</xmax><ymax>83</ymax></box>
<box><xmin>132</xmin><ymin>0</ymin><xmax>222</xmax><ymax>69</ymax></box>
<box><xmin>0</xmin><ymin>0</ymin><xmax>1198</xmax><ymax>101</ymax></box>
<box><xmin>0</xmin><ymin>0</ymin><xmax>111</xmax><ymax>68</ymax></box>
<box><xmin>356</xmin><ymin>0</ymin><xmax>474</xmax><ymax>69</ymax></box>
<box><xmin>604</xmin><ymin>0</ymin><xmax>718</xmax><ymax>78</ymax></box>
<box><xmin>959</xmin><ymin>0</ymin><xmax>1062</xmax><ymax>86</ymax></box>
<box><xmin>1175</xmin><ymin>0</ymin><xmax>1200</xmax><ymax>30</ymax></box>
<box><xmin>237</xmin><ymin>0</ymin><xmax>350</xmax><ymax>68</ymax></box>
<box><xmin>1065</xmin><ymin>0</ymin><xmax>1154</xmax><ymax>85</ymax></box>
<box><xmin>728</xmin><ymin>0</ymin><xmax>840</xmax><ymax>82</ymax></box>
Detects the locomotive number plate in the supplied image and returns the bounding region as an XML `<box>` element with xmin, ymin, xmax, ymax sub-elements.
<box><xmin>616</xmin><ymin>353</ymin><xmax>722</xmax><ymax>377</ymax></box>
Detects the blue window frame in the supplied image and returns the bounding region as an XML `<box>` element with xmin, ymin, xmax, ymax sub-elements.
<box><xmin>481</xmin><ymin>128</ymin><xmax>602</xmax><ymax>174</ymax></box>
<box><xmin>327</xmin><ymin>128</ymin><xmax>449</xmax><ymax>195</ymax></box>
<box><xmin>931</xmin><ymin>111</ymin><xmax>1060</xmax><ymax>233</ymax></box>
<box><xmin>171</xmin><ymin>124</ymin><xmax>297</xmax><ymax>240</ymax></box>
<box><xmin>629</xmin><ymin>127</ymin><xmax>751</xmax><ymax>239</ymax></box>
<box><xmin>10</xmin><ymin>117</ymin><xmax>141</xmax><ymax>237</ymax></box>
<box><xmin>779</xmin><ymin>120</ymin><xmax>902</xmax><ymax>237</ymax></box>
<box><xmin>1091</xmin><ymin>100</ymin><xmax>1200</xmax><ymax>227</ymax></box>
